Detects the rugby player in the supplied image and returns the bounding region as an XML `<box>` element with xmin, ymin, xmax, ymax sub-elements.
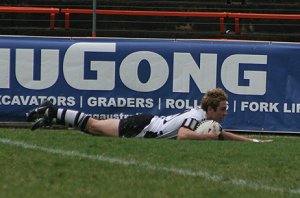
<box><xmin>26</xmin><ymin>88</ymin><xmax>272</xmax><ymax>142</ymax></box>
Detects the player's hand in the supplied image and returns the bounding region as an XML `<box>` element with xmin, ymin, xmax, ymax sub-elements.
<box><xmin>208</xmin><ymin>125</ymin><xmax>219</xmax><ymax>140</ymax></box>
<box><xmin>260</xmin><ymin>139</ymin><xmax>273</xmax><ymax>143</ymax></box>
<box><xmin>252</xmin><ymin>139</ymin><xmax>273</xmax><ymax>143</ymax></box>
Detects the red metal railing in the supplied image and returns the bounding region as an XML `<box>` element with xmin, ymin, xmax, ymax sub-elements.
<box><xmin>227</xmin><ymin>12</ymin><xmax>300</xmax><ymax>34</ymax></box>
<box><xmin>0</xmin><ymin>6</ymin><xmax>60</xmax><ymax>30</ymax></box>
<box><xmin>1</xmin><ymin>6</ymin><xmax>300</xmax><ymax>37</ymax></box>
<box><xmin>60</xmin><ymin>8</ymin><xmax>227</xmax><ymax>33</ymax></box>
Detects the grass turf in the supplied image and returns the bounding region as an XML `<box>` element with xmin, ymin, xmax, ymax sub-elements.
<box><xmin>0</xmin><ymin>128</ymin><xmax>299</xmax><ymax>198</ymax></box>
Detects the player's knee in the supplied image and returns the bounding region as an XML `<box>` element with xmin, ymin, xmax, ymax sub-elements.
<box><xmin>85</xmin><ymin>118</ymin><xmax>102</xmax><ymax>135</ymax></box>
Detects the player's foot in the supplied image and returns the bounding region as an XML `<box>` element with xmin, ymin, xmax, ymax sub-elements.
<box><xmin>30</xmin><ymin>116</ymin><xmax>53</xmax><ymax>131</ymax></box>
<box><xmin>26</xmin><ymin>100</ymin><xmax>55</xmax><ymax>122</ymax></box>
<box><xmin>26</xmin><ymin>100</ymin><xmax>57</xmax><ymax>130</ymax></box>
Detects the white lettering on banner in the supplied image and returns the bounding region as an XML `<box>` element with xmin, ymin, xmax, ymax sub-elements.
<box><xmin>0</xmin><ymin>95</ymin><xmax>76</xmax><ymax>106</ymax></box>
<box><xmin>283</xmin><ymin>103</ymin><xmax>300</xmax><ymax>113</ymax></box>
<box><xmin>91</xmin><ymin>113</ymin><xmax>131</xmax><ymax>120</ymax></box>
<box><xmin>0</xmin><ymin>42</ymin><xmax>268</xmax><ymax>95</ymax></box>
<box><xmin>63</xmin><ymin>42</ymin><xmax>116</xmax><ymax>90</ymax></box>
<box><xmin>16</xmin><ymin>49</ymin><xmax>59</xmax><ymax>89</ymax></box>
<box><xmin>221</xmin><ymin>54</ymin><xmax>267</xmax><ymax>95</ymax></box>
<box><xmin>165</xmin><ymin>99</ymin><xmax>199</xmax><ymax>109</ymax></box>
<box><xmin>0</xmin><ymin>49</ymin><xmax>10</xmax><ymax>88</ymax></box>
<box><xmin>241</xmin><ymin>101</ymin><xmax>279</xmax><ymax>112</ymax></box>
<box><xmin>173</xmin><ymin>53</ymin><xmax>217</xmax><ymax>93</ymax></box>
<box><xmin>120</xmin><ymin>51</ymin><xmax>169</xmax><ymax>92</ymax></box>
<box><xmin>87</xmin><ymin>97</ymin><xmax>154</xmax><ymax>108</ymax></box>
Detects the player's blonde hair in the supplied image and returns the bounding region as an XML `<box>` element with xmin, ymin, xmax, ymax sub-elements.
<box><xmin>201</xmin><ymin>88</ymin><xmax>228</xmax><ymax>111</ymax></box>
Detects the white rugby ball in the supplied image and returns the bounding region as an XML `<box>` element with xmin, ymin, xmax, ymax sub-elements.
<box><xmin>195</xmin><ymin>120</ymin><xmax>222</xmax><ymax>135</ymax></box>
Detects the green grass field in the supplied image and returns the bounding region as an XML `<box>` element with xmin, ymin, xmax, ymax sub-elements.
<box><xmin>0</xmin><ymin>128</ymin><xmax>299</xmax><ymax>198</ymax></box>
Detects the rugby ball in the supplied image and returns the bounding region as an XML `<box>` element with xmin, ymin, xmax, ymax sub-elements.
<box><xmin>195</xmin><ymin>120</ymin><xmax>222</xmax><ymax>135</ymax></box>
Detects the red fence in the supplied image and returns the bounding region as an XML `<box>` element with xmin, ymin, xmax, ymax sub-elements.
<box><xmin>227</xmin><ymin>13</ymin><xmax>300</xmax><ymax>34</ymax></box>
<box><xmin>0</xmin><ymin>6</ymin><xmax>59</xmax><ymax>30</ymax></box>
<box><xmin>1</xmin><ymin>6</ymin><xmax>300</xmax><ymax>36</ymax></box>
<box><xmin>60</xmin><ymin>8</ymin><xmax>227</xmax><ymax>33</ymax></box>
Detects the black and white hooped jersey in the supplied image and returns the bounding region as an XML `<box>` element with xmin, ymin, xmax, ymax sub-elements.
<box><xmin>136</xmin><ymin>107</ymin><xmax>207</xmax><ymax>139</ymax></box>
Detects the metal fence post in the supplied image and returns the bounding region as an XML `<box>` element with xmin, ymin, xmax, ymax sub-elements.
<box><xmin>92</xmin><ymin>0</ymin><xmax>97</xmax><ymax>37</ymax></box>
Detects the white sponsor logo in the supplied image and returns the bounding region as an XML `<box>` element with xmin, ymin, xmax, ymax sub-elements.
<box><xmin>0</xmin><ymin>42</ymin><xmax>267</xmax><ymax>95</ymax></box>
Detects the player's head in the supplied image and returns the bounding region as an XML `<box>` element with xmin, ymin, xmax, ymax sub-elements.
<box><xmin>201</xmin><ymin>88</ymin><xmax>228</xmax><ymax>122</ymax></box>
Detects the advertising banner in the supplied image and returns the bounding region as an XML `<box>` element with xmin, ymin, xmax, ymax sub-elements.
<box><xmin>0</xmin><ymin>36</ymin><xmax>300</xmax><ymax>133</ymax></box>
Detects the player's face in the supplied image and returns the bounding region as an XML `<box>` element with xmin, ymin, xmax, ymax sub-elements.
<box><xmin>207</xmin><ymin>100</ymin><xmax>228</xmax><ymax>122</ymax></box>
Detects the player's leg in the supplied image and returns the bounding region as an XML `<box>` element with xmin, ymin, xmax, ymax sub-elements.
<box><xmin>26</xmin><ymin>100</ymin><xmax>120</xmax><ymax>137</ymax></box>
<box><xmin>85</xmin><ymin>118</ymin><xmax>120</xmax><ymax>136</ymax></box>
<box><xmin>56</xmin><ymin>108</ymin><xmax>120</xmax><ymax>136</ymax></box>
<box><xmin>85</xmin><ymin>114</ymin><xmax>153</xmax><ymax>137</ymax></box>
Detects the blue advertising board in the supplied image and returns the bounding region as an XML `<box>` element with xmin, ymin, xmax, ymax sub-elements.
<box><xmin>0</xmin><ymin>36</ymin><xmax>300</xmax><ymax>133</ymax></box>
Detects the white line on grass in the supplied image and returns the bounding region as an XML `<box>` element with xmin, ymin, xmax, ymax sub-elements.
<box><xmin>0</xmin><ymin>138</ymin><xmax>299</xmax><ymax>194</ymax></box>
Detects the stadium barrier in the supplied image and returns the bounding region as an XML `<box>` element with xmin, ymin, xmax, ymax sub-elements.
<box><xmin>60</xmin><ymin>8</ymin><xmax>227</xmax><ymax>33</ymax></box>
<box><xmin>0</xmin><ymin>6</ymin><xmax>59</xmax><ymax>30</ymax></box>
<box><xmin>61</xmin><ymin>8</ymin><xmax>300</xmax><ymax>36</ymax></box>
<box><xmin>228</xmin><ymin>13</ymin><xmax>300</xmax><ymax>34</ymax></box>
<box><xmin>1</xmin><ymin>6</ymin><xmax>300</xmax><ymax>36</ymax></box>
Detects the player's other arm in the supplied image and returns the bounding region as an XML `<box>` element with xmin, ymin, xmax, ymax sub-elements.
<box><xmin>220</xmin><ymin>130</ymin><xmax>273</xmax><ymax>142</ymax></box>
<box><xmin>177</xmin><ymin>127</ymin><xmax>219</xmax><ymax>140</ymax></box>
<box><xmin>177</xmin><ymin>128</ymin><xmax>273</xmax><ymax>142</ymax></box>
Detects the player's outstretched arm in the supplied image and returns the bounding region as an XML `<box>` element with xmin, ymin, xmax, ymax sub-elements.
<box><xmin>220</xmin><ymin>130</ymin><xmax>273</xmax><ymax>142</ymax></box>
